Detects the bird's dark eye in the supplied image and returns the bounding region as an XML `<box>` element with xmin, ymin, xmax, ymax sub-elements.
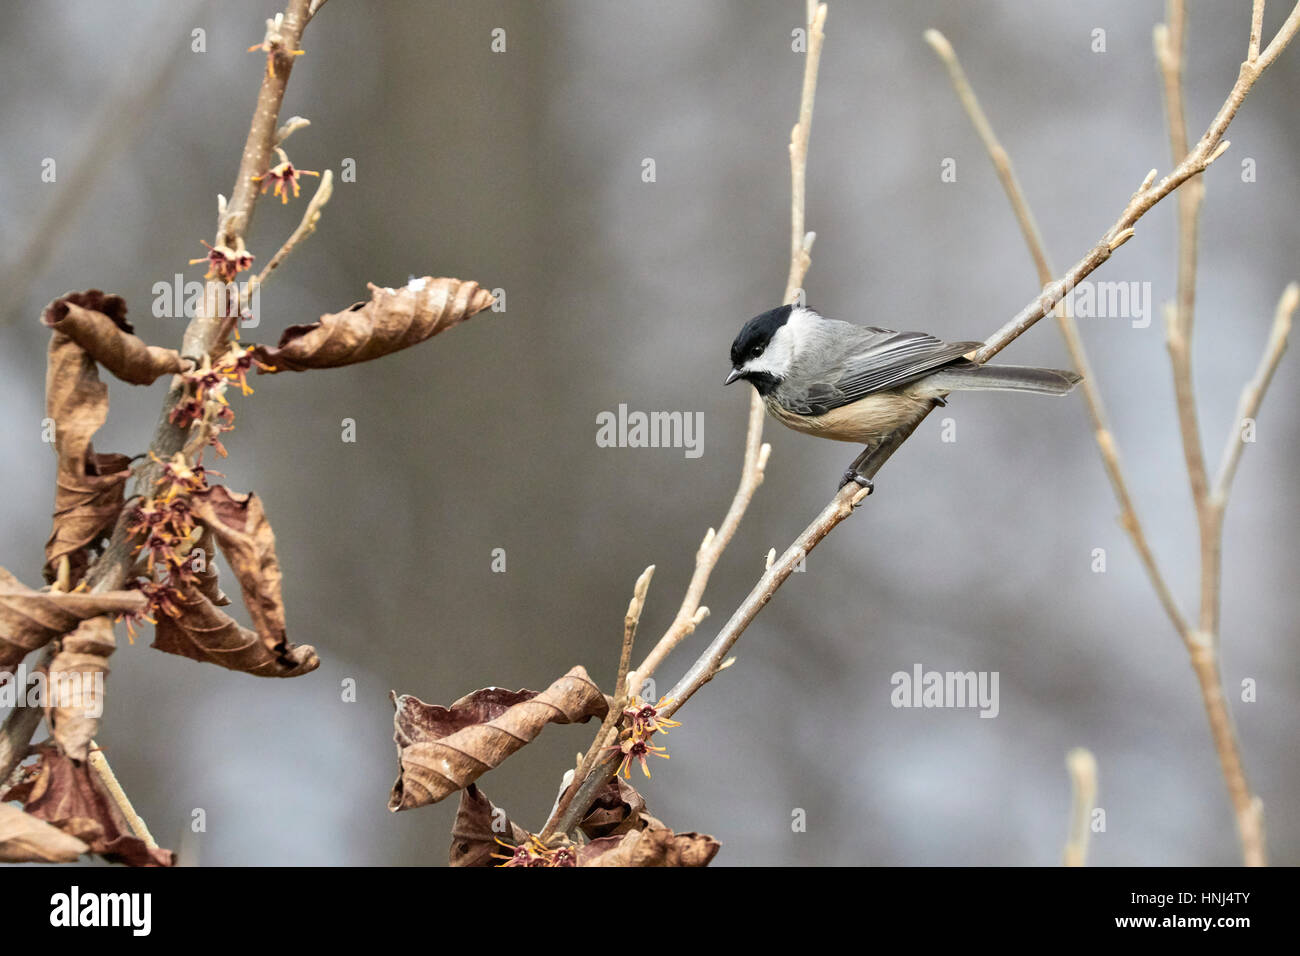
<box><xmin>751</xmin><ymin>345</ymin><xmax>764</xmax><ymax>358</ymax></box>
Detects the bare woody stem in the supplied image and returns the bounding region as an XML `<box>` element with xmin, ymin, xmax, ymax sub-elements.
<box><xmin>1062</xmin><ymin>748</ymin><xmax>1098</xmax><ymax>867</ymax></box>
<box><xmin>88</xmin><ymin>742</ymin><xmax>158</xmax><ymax>849</ymax></box>
<box><xmin>86</xmin><ymin>0</ymin><xmax>316</xmax><ymax>595</ymax></box>
<box><xmin>551</xmin><ymin>1</ymin><xmax>1300</xmax><ymax>838</ymax></box>
<box><xmin>631</xmin><ymin>3</ymin><xmax>826</xmax><ymax>686</ymax></box>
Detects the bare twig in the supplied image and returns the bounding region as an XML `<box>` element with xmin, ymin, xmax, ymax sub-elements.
<box><xmin>551</xmin><ymin>2</ymin><xmax>1300</xmax><ymax>838</ymax></box>
<box><xmin>1063</xmin><ymin>748</ymin><xmax>1098</xmax><ymax>867</ymax></box>
<box><xmin>251</xmin><ymin>168</ymin><xmax>334</xmax><ymax>289</ymax></box>
<box><xmin>1213</xmin><ymin>284</ymin><xmax>1298</xmax><ymax>501</ymax></box>
<box><xmin>87</xmin><ymin>741</ymin><xmax>158</xmax><ymax>849</ymax></box>
<box><xmin>924</xmin><ymin>28</ymin><xmax>1188</xmax><ymax>638</ymax></box>
<box><xmin>540</xmin><ymin>566</ymin><xmax>654</xmax><ymax>841</ymax></box>
<box><xmin>631</xmin><ymin>3</ymin><xmax>825</xmax><ymax>685</ymax></box>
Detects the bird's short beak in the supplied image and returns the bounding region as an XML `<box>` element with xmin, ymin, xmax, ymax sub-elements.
<box><xmin>724</xmin><ymin>368</ymin><xmax>743</xmax><ymax>386</ymax></box>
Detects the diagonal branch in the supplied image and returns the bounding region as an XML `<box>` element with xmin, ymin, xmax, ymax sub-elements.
<box><xmin>631</xmin><ymin>1</ymin><xmax>826</xmax><ymax>685</ymax></box>
<box><xmin>924</xmin><ymin>27</ymin><xmax>1188</xmax><ymax>639</ymax></box>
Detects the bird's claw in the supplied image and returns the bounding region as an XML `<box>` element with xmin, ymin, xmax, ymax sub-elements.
<box><xmin>839</xmin><ymin>470</ymin><xmax>874</xmax><ymax>494</ymax></box>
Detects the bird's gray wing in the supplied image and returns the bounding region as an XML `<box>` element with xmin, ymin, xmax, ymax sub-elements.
<box><xmin>783</xmin><ymin>327</ymin><xmax>982</xmax><ymax>415</ymax></box>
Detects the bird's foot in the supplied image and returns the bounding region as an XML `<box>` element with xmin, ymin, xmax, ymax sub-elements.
<box><xmin>839</xmin><ymin>470</ymin><xmax>874</xmax><ymax>494</ymax></box>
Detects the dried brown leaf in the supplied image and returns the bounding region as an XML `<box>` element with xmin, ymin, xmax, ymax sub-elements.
<box><xmin>40</xmin><ymin>291</ymin><xmax>186</xmax><ymax>582</ymax></box>
<box><xmin>189</xmin><ymin>485</ymin><xmax>288</xmax><ymax>650</ymax></box>
<box><xmin>0</xmin><ymin>567</ymin><xmax>145</xmax><ymax>676</ymax></box>
<box><xmin>578</xmin><ymin>826</ymin><xmax>721</xmax><ymax>867</ymax></box>
<box><xmin>151</xmin><ymin>585</ymin><xmax>318</xmax><ymax>677</ymax></box>
<box><xmin>3</xmin><ymin>743</ymin><xmax>175</xmax><ymax>867</ymax></box>
<box><xmin>42</xmin><ymin>290</ymin><xmax>186</xmax><ymax>386</ymax></box>
<box><xmin>448</xmin><ymin>784</ymin><xmax>531</xmax><ymax>867</ymax></box>
<box><xmin>579</xmin><ymin>776</ymin><xmax>662</xmax><ymax>840</ymax></box>
<box><xmin>389</xmin><ymin>666</ymin><xmax>608</xmax><ymax>810</ymax></box>
<box><xmin>46</xmin><ymin>616</ymin><xmax>115</xmax><ymax>761</ymax></box>
<box><xmin>190</xmin><ymin>528</ymin><xmax>231</xmax><ymax>606</ymax></box>
<box><xmin>251</xmin><ymin>277</ymin><xmax>495</xmax><ymax>372</ymax></box>
<box><xmin>0</xmin><ymin>803</ymin><xmax>89</xmax><ymax>863</ymax></box>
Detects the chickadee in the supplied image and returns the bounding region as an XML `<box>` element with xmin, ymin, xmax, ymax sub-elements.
<box><xmin>725</xmin><ymin>305</ymin><xmax>1081</xmax><ymax>488</ymax></box>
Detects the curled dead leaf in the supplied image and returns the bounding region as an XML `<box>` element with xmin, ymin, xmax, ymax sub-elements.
<box><xmin>251</xmin><ymin>276</ymin><xmax>495</xmax><ymax>372</ymax></box>
<box><xmin>579</xmin><ymin>776</ymin><xmax>663</xmax><ymax>840</ymax></box>
<box><xmin>448</xmin><ymin>784</ymin><xmax>531</xmax><ymax>867</ymax></box>
<box><xmin>40</xmin><ymin>291</ymin><xmax>185</xmax><ymax>582</ymax></box>
<box><xmin>390</xmin><ymin>666</ymin><xmax>608</xmax><ymax>811</ymax></box>
<box><xmin>0</xmin><ymin>567</ymin><xmax>145</xmax><ymax>676</ymax></box>
<box><xmin>46</xmin><ymin>616</ymin><xmax>115</xmax><ymax>762</ymax></box>
<box><xmin>189</xmin><ymin>485</ymin><xmax>288</xmax><ymax>650</ymax></box>
<box><xmin>190</xmin><ymin>528</ymin><xmax>231</xmax><ymax>606</ymax></box>
<box><xmin>578</xmin><ymin>826</ymin><xmax>721</xmax><ymax>867</ymax></box>
<box><xmin>152</xmin><ymin>585</ymin><xmax>318</xmax><ymax>677</ymax></box>
<box><xmin>42</xmin><ymin>290</ymin><xmax>186</xmax><ymax>386</ymax></box>
<box><xmin>0</xmin><ymin>803</ymin><xmax>89</xmax><ymax>863</ymax></box>
<box><xmin>3</xmin><ymin>743</ymin><xmax>175</xmax><ymax>867</ymax></box>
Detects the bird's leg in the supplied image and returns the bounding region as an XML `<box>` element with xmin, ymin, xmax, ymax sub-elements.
<box><xmin>839</xmin><ymin>444</ymin><xmax>876</xmax><ymax>493</ymax></box>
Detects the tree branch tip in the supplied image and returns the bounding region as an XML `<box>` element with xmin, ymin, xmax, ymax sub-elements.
<box><xmin>1281</xmin><ymin>280</ymin><xmax>1300</xmax><ymax>308</ymax></box>
<box><xmin>1066</xmin><ymin>747</ymin><xmax>1097</xmax><ymax>777</ymax></box>
<box><xmin>850</xmin><ymin>484</ymin><xmax>872</xmax><ymax>506</ymax></box>
<box><xmin>764</xmin><ymin>548</ymin><xmax>776</xmax><ymax>570</ymax></box>
<box><xmin>692</xmin><ymin>606</ymin><xmax>710</xmax><ymax>625</ymax></box>
<box><xmin>717</xmin><ymin>656</ymin><xmax>736</xmax><ymax>672</ymax></box>
<box><xmin>922</xmin><ymin>28</ymin><xmax>951</xmax><ymax>54</ymax></box>
<box><xmin>802</xmin><ymin>231</ymin><xmax>817</xmax><ymax>253</ymax></box>
<box><xmin>757</xmin><ymin>442</ymin><xmax>773</xmax><ymax>470</ymax></box>
<box><xmin>274</xmin><ymin>115</ymin><xmax>311</xmax><ymax>145</ymax></box>
<box><xmin>1207</xmin><ymin>139</ymin><xmax>1232</xmax><ymax>164</ymax></box>
<box><xmin>1140</xmin><ymin>168</ymin><xmax>1158</xmax><ymax>191</ymax></box>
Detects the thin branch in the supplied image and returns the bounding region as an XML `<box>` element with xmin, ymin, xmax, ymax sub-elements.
<box><xmin>551</xmin><ymin>2</ymin><xmax>1300</xmax><ymax>837</ymax></box>
<box><xmin>632</xmin><ymin>2</ymin><xmax>825</xmax><ymax>684</ymax></box>
<box><xmin>251</xmin><ymin>168</ymin><xmax>334</xmax><ymax>289</ymax></box>
<box><xmin>0</xmin><ymin>702</ymin><xmax>44</xmax><ymax>787</ymax></box>
<box><xmin>1155</xmin><ymin>1</ymin><xmax>1292</xmax><ymax>867</ymax></box>
<box><xmin>88</xmin><ymin>741</ymin><xmax>158</xmax><ymax>849</ymax></box>
<box><xmin>1212</xmin><ymin>283</ymin><xmax>1296</xmax><ymax>504</ymax></box>
<box><xmin>924</xmin><ymin>28</ymin><xmax>1189</xmax><ymax>639</ymax></box>
<box><xmin>540</xmin><ymin>566</ymin><xmax>654</xmax><ymax>842</ymax></box>
<box><xmin>1062</xmin><ymin>748</ymin><xmax>1098</xmax><ymax>867</ymax></box>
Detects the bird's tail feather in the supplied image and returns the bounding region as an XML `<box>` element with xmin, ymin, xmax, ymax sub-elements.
<box><xmin>926</xmin><ymin>364</ymin><xmax>1082</xmax><ymax>396</ymax></box>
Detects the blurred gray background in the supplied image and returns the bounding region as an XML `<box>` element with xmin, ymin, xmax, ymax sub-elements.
<box><xmin>2</xmin><ymin>1</ymin><xmax>1297</xmax><ymax>866</ymax></box>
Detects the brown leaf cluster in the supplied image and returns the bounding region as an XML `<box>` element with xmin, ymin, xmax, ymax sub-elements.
<box><xmin>252</xmin><ymin>277</ymin><xmax>495</xmax><ymax>372</ymax></box>
<box><xmin>41</xmin><ymin>290</ymin><xmax>185</xmax><ymax>582</ymax></box>
<box><xmin>0</xmin><ymin>567</ymin><xmax>143</xmax><ymax>676</ymax></box>
<box><xmin>390</xmin><ymin>666</ymin><xmax>608</xmax><ymax>810</ymax></box>
<box><xmin>451</xmin><ymin>777</ymin><xmax>719</xmax><ymax>867</ymax></box>
<box><xmin>3</xmin><ymin>744</ymin><xmax>175</xmax><ymax>866</ymax></box>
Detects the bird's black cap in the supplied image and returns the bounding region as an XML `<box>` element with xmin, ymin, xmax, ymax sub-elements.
<box><xmin>730</xmin><ymin>304</ymin><xmax>792</xmax><ymax>367</ymax></box>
